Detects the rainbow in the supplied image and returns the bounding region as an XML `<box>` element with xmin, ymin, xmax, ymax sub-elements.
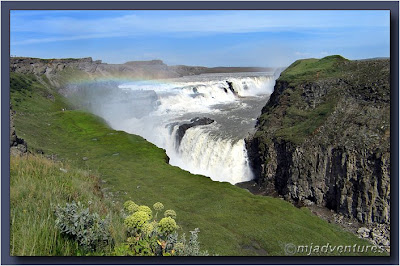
<box><xmin>65</xmin><ymin>76</ymin><xmax>177</xmax><ymax>86</ymax></box>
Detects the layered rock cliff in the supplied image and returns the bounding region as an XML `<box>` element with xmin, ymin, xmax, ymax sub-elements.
<box><xmin>10</xmin><ymin>57</ymin><xmax>273</xmax><ymax>93</ymax></box>
<box><xmin>246</xmin><ymin>55</ymin><xmax>390</xmax><ymax>225</ymax></box>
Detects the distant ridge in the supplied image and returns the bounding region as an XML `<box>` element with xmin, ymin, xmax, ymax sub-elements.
<box><xmin>356</xmin><ymin>57</ymin><xmax>390</xmax><ymax>61</ymax></box>
<box><xmin>10</xmin><ymin>56</ymin><xmax>278</xmax><ymax>85</ymax></box>
<box><xmin>124</xmin><ymin>59</ymin><xmax>166</xmax><ymax>66</ymax></box>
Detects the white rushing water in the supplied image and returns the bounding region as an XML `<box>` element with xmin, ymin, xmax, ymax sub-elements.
<box><xmin>93</xmin><ymin>72</ymin><xmax>277</xmax><ymax>184</ymax></box>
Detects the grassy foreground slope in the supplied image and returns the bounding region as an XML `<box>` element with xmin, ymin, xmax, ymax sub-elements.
<box><xmin>10</xmin><ymin>154</ymin><xmax>125</xmax><ymax>256</ymax></box>
<box><xmin>10</xmin><ymin>71</ymin><xmax>377</xmax><ymax>256</ymax></box>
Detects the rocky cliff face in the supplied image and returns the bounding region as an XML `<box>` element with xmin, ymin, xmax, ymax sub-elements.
<box><xmin>10</xmin><ymin>57</ymin><xmax>100</xmax><ymax>87</ymax></box>
<box><xmin>175</xmin><ymin>117</ymin><xmax>215</xmax><ymax>147</ymax></box>
<box><xmin>247</xmin><ymin>56</ymin><xmax>390</xmax><ymax>225</ymax></box>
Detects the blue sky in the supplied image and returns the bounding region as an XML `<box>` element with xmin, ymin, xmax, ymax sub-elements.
<box><xmin>10</xmin><ymin>10</ymin><xmax>390</xmax><ymax>67</ymax></box>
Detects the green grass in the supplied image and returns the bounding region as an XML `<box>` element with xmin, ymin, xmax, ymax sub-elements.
<box><xmin>10</xmin><ymin>154</ymin><xmax>125</xmax><ymax>256</ymax></box>
<box><xmin>278</xmin><ymin>55</ymin><xmax>349</xmax><ymax>85</ymax></box>
<box><xmin>274</xmin><ymin>90</ymin><xmax>338</xmax><ymax>144</ymax></box>
<box><xmin>10</xmin><ymin>71</ymin><xmax>383</xmax><ymax>256</ymax></box>
<box><xmin>255</xmin><ymin>90</ymin><xmax>337</xmax><ymax>145</ymax></box>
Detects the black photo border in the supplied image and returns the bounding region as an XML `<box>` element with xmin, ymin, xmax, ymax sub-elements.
<box><xmin>1</xmin><ymin>1</ymin><xmax>399</xmax><ymax>265</ymax></box>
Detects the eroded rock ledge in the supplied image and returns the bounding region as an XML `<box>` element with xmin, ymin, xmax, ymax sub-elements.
<box><xmin>176</xmin><ymin>117</ymin><xmax>215</xmax><ymax>146</ymax></box>
<box><xmin>10</xmin><ymin>105</ymin><xmax>27</xmax><ymax>156</ymax></box>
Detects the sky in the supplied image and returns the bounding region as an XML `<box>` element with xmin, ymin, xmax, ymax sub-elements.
<box><xmin>10</xmin><ymin>10</ymin><xmax>390</xmax><ymax>67</ymax></box>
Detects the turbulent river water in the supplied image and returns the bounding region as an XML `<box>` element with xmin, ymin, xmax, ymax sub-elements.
<box><xmin>90</xmin><ymin>72</ymin><xmax>277</xmax><ymax>184</ymax></box>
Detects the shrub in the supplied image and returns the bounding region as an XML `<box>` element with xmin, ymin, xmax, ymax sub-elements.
<box><xmin>54</xmin><ymin>201</ymin><xmax>113</xmax><ymax>252</ymax></box>
<box><xmin>173</xmin><ymin>228</ymin><xmax>209</xmax><ymax>256</ymax></box>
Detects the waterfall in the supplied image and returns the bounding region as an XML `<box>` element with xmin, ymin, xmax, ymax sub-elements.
<box><xmin>85</xmin><ymin>72</ymin><xmax>276</xmax><ymax>184</ymax></box>
<box><xmin>170</xmin><ymin>125</ymin><xmax>254</xmax><ymax>184</ymax></box>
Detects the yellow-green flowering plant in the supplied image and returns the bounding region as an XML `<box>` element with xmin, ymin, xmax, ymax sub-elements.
<box><xmin>119</xmin><ymin>199</ymin><xmax>208</xmax><ymax>256</ymax></box>
<box><xmin>153</xmin><ymin>202</ymin><xmax>164</xmax><ymax>219</ymax></box>
<box><xmin>158</xmin><ymin>217</ymin><xmax>177</xmax><ymax>234</ymax></box>
<box><xmin>137</xmin><ymin>205</ymin><xmax>153</xmax><ymax>220</ymax></box>
<box><xmin>124</xmin><ymin>211</ymin><xmax>151</xmax><ymax>231</ymax></box>
<box><xmin>164</xmin><ymin>209</ymin><xmax>176</xmax><ymax>219</ymax></box>
<box><xmin>142</xmin><ymin>222</ymin><xmax>154</xmax><ymax>237</ymax></box>
<box><xmin>123</xmin><ymin>200</ymin><xmax>139</xmax><ymax>214</ymax></box>
<box><xmin>153</xmin><ymin>202</ymin><xmax>164</xmax><ymax>211</ymax></box>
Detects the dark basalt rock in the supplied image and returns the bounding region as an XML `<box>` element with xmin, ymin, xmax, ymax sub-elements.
<box><xmin>176</xmin><ymin>117</ymin><xmax>214</xmax><ymax>147</ymax></box>
<box><xmin>226</xmin><ymin>81</ymin><xmax>238</xmax><ymax>95</ymax></box>
<box><xmin>246</xmin><ymin>57</ymin><xmax>390</xmax><ymax>226</ymax></box>
<box><xmin>10</xmin><ymin>106</ymin><xmax>27</xmax><ymax>156</ymax></box>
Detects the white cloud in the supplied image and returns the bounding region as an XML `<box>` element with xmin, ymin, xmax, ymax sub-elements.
<box><xmin>294</xmin><ymin>51</ymin><xmax>311</xmax><ymax>56</ymax></box>
<box><xmin>11</xmin><ymin>32</ymin><xmax>128</xmax><ymax>45</ymax></box>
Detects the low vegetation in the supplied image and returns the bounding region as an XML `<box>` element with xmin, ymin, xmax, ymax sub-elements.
<box><xmin>278</xmin><ymin>55</ymin><xmax>349</xmax><ymax>85</ymax></box>
<box><xmin>11</xmin><ymin>153</ymin><xmax>207</xmax><ymax>256</ymax></box>
<box><xmin>274</xmin><ymin>90</ymin><xmax>338</xmax><ymax>144</ymax></box>
<box><xmin>114</xmin><ymin>199</ymin><xmax>208</xmax><ymax>256</ymax></box>
<box><xmin>54</xmin><ymin>201</ymin><xmax>114</xmax><ymax>253</ymax></box>
<box><xmin>10</xmin><ymin>66</ymin><xmax>380</xmax><ymax>256</ymax></box>
<box><xmin>10</xmin><ymin>154</ymin><xmax>124</xmax><ymax>256</ymax></box>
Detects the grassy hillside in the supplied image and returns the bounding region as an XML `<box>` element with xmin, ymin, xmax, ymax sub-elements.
<box><xmin>277</xmin><ymin>55</ymin><xmax>349</xmax><ymax>85</ymax></box>
<box><xmin>10</xmin><ymin>154</ymin><xmax>125</xmax><ymax>256</ymax></box>
<box><xmin>10</xmin><ymin>71</ymin><xmax>381</xmax><ymax>256</ymax></box>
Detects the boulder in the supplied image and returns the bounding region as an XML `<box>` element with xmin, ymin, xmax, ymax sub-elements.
<box><xmin>175</xmin><ymin>117</ymin><xmax>214</xmax><ymax>147</ymax></box>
